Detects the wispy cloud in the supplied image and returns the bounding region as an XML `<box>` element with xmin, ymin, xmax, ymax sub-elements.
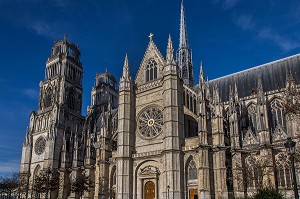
<box><xmin>259</xmin><ymin>28</ymin><xmax>300</xmax><ymax>51</ymax></box>
<box><xmin>0</xmin><ymin>160</ymin><xmax>20</xmax><ymax>175</ymax></box>
<box><xmin>23</xmin><ymin>88</ymin><xmax>39</xmax><ymax>100</ymax></box>
<box><xmin>214</xmin><ymin>0</ymin><xmax>242</xmax><ymax>10</ymax></box>
<box><xmin>214</xmin><ymin>1</ymin><xmax>300</xmax><ymax>52</ymax></box>
<box><xmin>26</xmin><ymin>20</ymin><xmax>61</xmax><ymax>39</ymax></box>
<box><xmin>233</xmin><ymin>14</ymin><xmax>255</xmax><ymax>31</ymax></box>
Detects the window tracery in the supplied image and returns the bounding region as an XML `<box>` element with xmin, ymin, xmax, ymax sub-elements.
<box><xmin>247</xmin><ymin>104</ymin><xmax>257</xmax><ymax>134</ymax></box>
<box><xmin>43</xmin><ymin>87</ymin><xmax>52</xmax><ymax>108</ymax></box>
<box><xmin>275</xmin><ymin>153</ymin><xmax>292</xmax><ymax>188</ymax></box>
<box><xmin>188</xmin><ymin>159</ymin><xmax>197</xmax><ymax>180</ymax></box>
<box><xmin>137</xmin><ymin>107</ymin><xmax>163</xmax><ymax>139</ymax></box>
<box><xmin>68</xmin><ymin>91</ymin><xmax>76</xmax><ymax>110</ymax></box>
<box><xmin>245</xmin><ymin>155</ymin><xmax>259</xmax><ymax>188</ymax></box>
<box><xmin>145</xmin><ymin>59</ymin><xmax>158</xmax><ymax>82</ymax></box>
<box><xmin>270</xmin><ymin>99</ymin><xmax>285</xmax><ymax>129</ymax></box>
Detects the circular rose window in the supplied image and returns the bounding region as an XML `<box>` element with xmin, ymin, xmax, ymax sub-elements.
<box><xmin>35</xmin><ymin>136</ymin><xmax>46</xmax><ymax>155</ymax></box>
<box><xmin>138</xmin><ymin>107</ymin><xmax>163</xmax><ymax>138</ymax></box>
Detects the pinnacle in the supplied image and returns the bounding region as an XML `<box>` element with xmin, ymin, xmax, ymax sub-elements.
<box><xmin>122</xmin><ymin>54</ymin><xmax>130</xmax><ymax>80</ymax></box>
<box><xmin>166</xmin><ymin>34</ymin><xmax>175</xmax><ymax>64</ymax></box>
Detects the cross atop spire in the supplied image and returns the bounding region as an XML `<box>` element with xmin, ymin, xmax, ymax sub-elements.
<box><xmin>149</xmin><ymin>33</ymin><xmax>154</xmax><ymax>41</ymax></box>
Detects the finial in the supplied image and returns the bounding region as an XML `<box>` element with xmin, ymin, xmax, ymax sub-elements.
<box><xmin>166</xmin><ymin>34</ymin><xmax>175</xmax><ymax>64</ymax></box>
<box><xmin>149</xmin><ymin>33</ymin><xmax>154</xmax><ymax>41</ymax></box>
<box><xmin>64</xmin><ymin>34</ymin><xmax>67</xmax><ymax>42</ymax></box>
<box><xmin>121</xmin><ymin>54</ymin><xmax>130</xmax><ymax>80</ymax></box>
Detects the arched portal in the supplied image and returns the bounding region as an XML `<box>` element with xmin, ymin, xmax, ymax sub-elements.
<box><xmin>144</xmin><ymin>181</ymin><xmax>155</xmax><ymax>199</ymax></box>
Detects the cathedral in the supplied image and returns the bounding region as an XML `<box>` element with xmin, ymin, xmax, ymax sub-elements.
<box><xmin>20</xmin><ymin>1</ymin><xmax>300</xmax><ymax>199</ymax></box>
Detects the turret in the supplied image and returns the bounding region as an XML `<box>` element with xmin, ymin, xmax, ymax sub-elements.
<box><xmin>116</xmin><ymin>54</ymin><xmax>135</xmax><ymax>199</ymax></box>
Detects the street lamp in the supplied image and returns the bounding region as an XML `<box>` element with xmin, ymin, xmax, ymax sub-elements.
<box><xmin>45</xmin><ymin>166</ymin><xmax>52</xmax><ymax>199</ymax></box>
<box><xmin>284</xmin><ymin>137</ymin><xmax>299</xmax><ymax>199</ymax></box>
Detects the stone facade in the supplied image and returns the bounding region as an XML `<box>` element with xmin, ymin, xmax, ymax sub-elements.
<box><xmin>20</xmin><ymin>1</ymin><xmax>300</xmax><ymax>199</ymax></box>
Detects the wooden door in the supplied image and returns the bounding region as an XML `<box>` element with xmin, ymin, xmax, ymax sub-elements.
<box><xmin>189</xmin><ymin>189</ymin><xmax>198</xmax><ymax>199</ymax></box>
<box><xmin>144</xmin><ymin>181</ymin><xmax>155</xmax><ymax>199</ymax></box>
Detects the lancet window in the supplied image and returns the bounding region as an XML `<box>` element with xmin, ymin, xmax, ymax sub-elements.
<box><xmin>68</xmin><ymin>91</ymin><xmax>75</xmax><ymax>110</ymax></box>
<box><xmin>43</xmin><ymin>87</ymin><xmax>52</xmax><ymax>109</ymax></box>
<box><xmin>275</xmin><ymin>153</ymin><xmax>292</xmax><ymax>188</ymax></box>
<box><xmin>247</xmin><ymin>104</ymin><xmax>257</xmax><ymax>134</ymax></box>
<box><xmin>245</xmin><ymin>155</ymin><xmax>259</xmax><ymax>188</ymax></box>
<box><xmin>188</xmin><ymin>159</ymin><xmax>198</xmax><ymax>180</ymax></box>
<box><xmin>145</xmin><ymin>59</ymin><xmax>158</xmax><ymax>82</ymax></box>
<box><xmin>270</xmin><ymin>99</ymin><xmax>285</xmax><ymax>129</ymax></box>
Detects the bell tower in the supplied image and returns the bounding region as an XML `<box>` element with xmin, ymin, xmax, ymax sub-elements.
<box><xmin>20</xmin><ymin>36</ymin><xmax>84</xmax><ymax>198</ymax></box>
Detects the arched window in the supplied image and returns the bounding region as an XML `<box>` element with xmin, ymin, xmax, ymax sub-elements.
<box><xmin>247</xmin><ymin>104</ymin><xmax>257</xmax><ymax>134</ymax></box>
<box><xmin>275</xmin><ymin>153</ymin><xmax>292</xmax><ymax>188</ymax></box>
<box><xmin>145</xmin><ymin>59</ymin><xmax>158</xmax><ymax>82</ymax></box>
<box><xmin>188</xmin><ymin>159</ymin><xmax>198</xmax><ymax>180</ymax></box>
<box><xmin>271</xmin><ymin>99</ymin><xmax>285</xmax><ymax>129</ymax></box>
<box><xmin>43</xmin><ymin>87</ymin><xmax>52</xmax><ymax>108</ymax></box>
<box><xmin>245</xmin><ymin>155</ymin><xmax>259</xmax><ymax>188</ymax></box>
<box><xmin>68</xmin><ymin>91</ymin><xmax>75</xmax><ymax>110</ymax></box>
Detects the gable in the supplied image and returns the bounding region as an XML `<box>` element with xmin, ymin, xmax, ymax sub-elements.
<box><xmin>135</xmin><ymin>40</ymin><xmax>165</xmax><ymax>86</ymax></box>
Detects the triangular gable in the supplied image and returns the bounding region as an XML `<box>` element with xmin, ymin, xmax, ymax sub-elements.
<box><xmin>272</xmin><ymin>125</ymin><xmax>287</xmax><ymax>142</ymax></box>
<box><xmin>243</xmin><ymin>128</ymin><xmax>259</xmax><ymax>147</ymax></box>
<box><xmin>135</xmin><ymin>40</ymin><xmax>165</xmax><ymax>86</ymax></box>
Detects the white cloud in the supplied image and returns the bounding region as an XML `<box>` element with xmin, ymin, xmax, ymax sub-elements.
<box><xmin>214</xmin><ymin>0</ymin><xmax>242</xmax><ymax>10</ymax></box>
<box><xmin>23</xmin><ymin>88</ymin><xmax>39</xmax><ymax>99</ymax></box>
<box><xmin>27</xmin><ymin>20</ymin><xmax>60</xmax><ymax>39</ymax></box>
<box><xmin>259</xmin><ymin>28</ymin><xmax>300</xmax><ymax>51</ymax></box>
<box><xmin>233</xmin><ymin>14</ymin><xmax>255</xmax><ymax>31</ymax></box>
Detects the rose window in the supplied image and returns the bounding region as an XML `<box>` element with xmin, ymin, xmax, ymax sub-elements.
<box><xmin>138</xmin><ymin>107</ymin><xmax>163</xmax><ymax>138</ymax></box>
<box><xmin>35</xmin><ymin>136</ymin><xmax>46</xmax><ymax>155</ymax></box>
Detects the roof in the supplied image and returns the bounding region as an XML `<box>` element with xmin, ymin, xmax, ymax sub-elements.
<box><xmin>208</xmin><ymin>53</ymin><xmax>300</xmax><ymax>102</ymax></box>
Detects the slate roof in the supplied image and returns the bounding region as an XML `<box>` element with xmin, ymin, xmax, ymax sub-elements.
<box><xmin>208</xmin><ymin>53</ymin><xmax>300</xmax><ymax>102</ymax></box>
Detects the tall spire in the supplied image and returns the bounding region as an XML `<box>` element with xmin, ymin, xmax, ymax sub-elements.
<box><xmin>180</xmin><ymin>0</ymin><xmax>188</xmax><ymax>47</ymax></box>
<box><xmin>177</xmin><ymin>0</ymin><xmax>194</xmax><ymax>87</ymax></box>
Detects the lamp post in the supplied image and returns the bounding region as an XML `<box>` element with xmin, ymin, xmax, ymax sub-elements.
<box><xmin>285</xmin><ymin>137</ymin><xmax>299</xmax><ymax>199</ymax></box>
<box><xmin>45</xmin><ymin>166</ymin><xmax>52</xmax><ymax>199</ymax></box>
<box><xmin>167</xmin><ymin>185</ymin><xmax>170</xmax><ymax>199</ymax></box>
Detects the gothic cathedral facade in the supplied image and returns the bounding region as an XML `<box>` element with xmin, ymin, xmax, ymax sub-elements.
<box><xmin>20</xmin><ymin>1</ymin><xmax>300</xmax><ymax>199</ymax></box>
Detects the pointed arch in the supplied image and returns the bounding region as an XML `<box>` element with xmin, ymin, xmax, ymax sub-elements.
<box><xmin>275</xmin><ymin>152</ymin><xmax>292</xmax><ymax>188</ymax></box>
<box><xmin>185</xmin><ymin>155</ymin><xmax>198</xmax><ymax>181</ymax></box>
<box><xmin>145</xmin><ymin>59</ymin><xmax>158</xmax><ymax>82</ymax></box>
<box><xmin>247</xmin><ymin>102</ymin><xmax>257</xmax><ymax>134</ymax></box>
<box><xmin>134</xmin><ymin>40</ymin><xmax>165</xmax><ymax>85</ymax></box>
<box><xmin>68</xmin><ymin>89</ymin><xmax>76</xmax><ymax>110</ymax></box>
<box><xmin>270</xmin><ymin>98</ymin><xmax>286</xmax><ymax>131</ymax></box>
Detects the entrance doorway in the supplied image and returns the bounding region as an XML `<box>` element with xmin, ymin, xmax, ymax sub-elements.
<box><xmin>189</xmin><ymin>189</ymin><xmax>198</xmax><ymax>199</ymax></box>
<box><xmin>144</xmin><ymin>181</ymin><xmax>155</xmax><ymax>199</ymax></box>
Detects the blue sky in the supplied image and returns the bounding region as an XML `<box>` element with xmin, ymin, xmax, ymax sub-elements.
<box><xmin>0</xmin><ymin>0</ymin><xmax>300</xmax><ymax>176</ymax></box>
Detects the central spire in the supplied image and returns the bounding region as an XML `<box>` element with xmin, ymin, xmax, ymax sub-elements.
<box><xmin>180</xmin><ymin>0</ymin><xmax>188</xmax><ymax>47</ymax></box>
<box><xmin>177</xmin><ymin>0</ymin><xmax>194</xmax><ymax>87</ymax></box>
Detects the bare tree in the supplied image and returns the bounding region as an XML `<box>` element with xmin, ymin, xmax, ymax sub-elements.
<box><xmin>233</xmin><ymin>154</ymin><xmax>274</xmax><ymax>197</ymax></box>
<box><xmin>70</xmin><ymin>171</ymin><xmax>93</xmax><ymax>199</ymax></box>
<box><xmin>32</xmin><ymin>168</ymin><xmax>59</xmax><ymax>198</ymax></box>
<box><xmin>0</xmin><ymin>173</ymin><xmax>19</xmax><ymax>198</ymax></box>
